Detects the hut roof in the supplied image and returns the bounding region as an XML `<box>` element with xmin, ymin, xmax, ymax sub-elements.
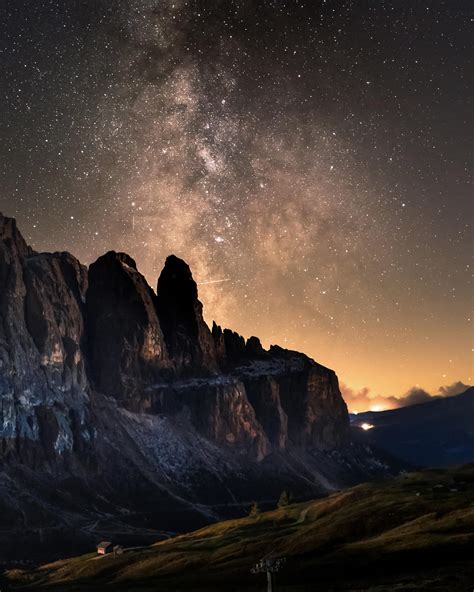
<box><xmin>97</xmin><ymin>541</ymin><xmax>112</xmax><ymax>549</ymax></box>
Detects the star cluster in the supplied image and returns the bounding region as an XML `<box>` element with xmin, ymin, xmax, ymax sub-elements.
<box><xmin>1</xmin><ymin>0</ymin><xmax>472</xmax><ymax>407</ymax></box>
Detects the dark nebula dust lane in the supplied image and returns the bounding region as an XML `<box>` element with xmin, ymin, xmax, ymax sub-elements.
<box><xmin>1</xmin><ymin>0</ymin><xmax>472</xmax><ymax>405</ymax></box>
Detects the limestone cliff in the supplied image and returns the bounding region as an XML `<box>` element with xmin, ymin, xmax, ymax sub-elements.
<box><xmin>0</xmin><ymin>213</ymin><xmax>395</xmax><ymax>562</ymax></box>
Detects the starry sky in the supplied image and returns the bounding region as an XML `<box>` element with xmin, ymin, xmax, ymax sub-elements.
<box><xmin>1</xmin><ymin>0</ymin><xmax>472</xmax><ymax>411</ymax></box>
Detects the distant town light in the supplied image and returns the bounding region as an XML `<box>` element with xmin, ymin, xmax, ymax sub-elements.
<box><xmin>370</xmin><ymin>405</ymin><xmax>383</xmax><ymax>412</ymax></box>
<box><xmin>361</xmin><ymin>423</ymin><xmax>374</xmax><ymax>431</ymax></box>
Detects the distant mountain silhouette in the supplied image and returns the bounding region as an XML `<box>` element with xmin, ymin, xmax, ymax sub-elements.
<box><xmin>351</xmin><ymin>387</ymin><xmax>474</xmax><ymax>467</ymax></box>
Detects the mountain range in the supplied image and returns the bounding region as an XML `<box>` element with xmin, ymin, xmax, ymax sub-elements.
<box><xmin>351</xmin><ymin>387</ymin><xmax>474</xmax><ymax>467</ymax></box>
<box><xmin>0</xmin><ymin>213</ymin><xmax>394</xmax><ymax>564</ymax></box>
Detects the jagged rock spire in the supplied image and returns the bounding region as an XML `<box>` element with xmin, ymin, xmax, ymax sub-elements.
<box><xmin>86</xmin><ymin>251</ymin><xmax>170</xmax><ymax>399</ymax></box>
<box><xmin>156</xmin><ymin>255</ymin><xmax>217</xmax><ymax>373</ymax></box>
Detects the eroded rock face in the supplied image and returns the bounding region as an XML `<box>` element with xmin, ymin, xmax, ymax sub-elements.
<box><xmin>212</xmin><ymin>322</ymin><xmax>268</xmax><ymax>368</ymax></box>
<box><xmin>24</xmin><ymin>252</ymin><xmax>89</xmax><ymax>392</ymax></box>
<box><xmin>156</xmin><ymin>255</ymin><xmax>218</xmax><ymax>374</ymax></box>
<box><xmin>86</xmin><ymin>251</ymin><xmax>170</xmax><ymax>401</ymax></box>
<box><xmin>238</xmin><ymin>348</ymin><xmax>349</xmax><ymax>453</ymax></box>
<box><xmin>243</xmin><ymin>376</ymin><xmax>288</xmax><ymax>450</ymax></box>
<box><xmin>0</xmin><ymin>216</ymin><xmax>93</xmax><ymax>467</ymax></box>
<box><xmin>182</xmin><ymin>380</ymin><xmax>270</xmax><ymax>461</ymax></box>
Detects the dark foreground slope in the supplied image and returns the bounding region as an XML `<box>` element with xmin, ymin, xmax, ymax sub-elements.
<box><xmin>6</xmin><ymin>464</ymin><xmax>474</xmax><ymax>592</ymax></box>
<box><xmin>352</xmin><ymin>387</ymin><xmax>474</xmax><ymax>467</ymax></box>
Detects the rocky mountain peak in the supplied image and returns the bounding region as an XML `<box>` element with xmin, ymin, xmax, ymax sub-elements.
<box><xmin>157</xmin><ymin>254</ymin><xmax>199</xmax><ymax>302</ymax></box>
<box><xmin>101</xmin><ymin>250</ymin><xmax>139</xmax><ymax>270</ymax></box>
<box><xmin>0</xmin><ymin>212</ymin><xmax>32</xmax><ymax>261</ymax></box>
<box><xmin>86</xmin><ymin>250</ymin><xmax>169</xmax><ymax>400</ymax></box>
<box><xmin>156</xmin><ymin>254</ymin><xmax>217</xmax><ymax>373</ymax></box>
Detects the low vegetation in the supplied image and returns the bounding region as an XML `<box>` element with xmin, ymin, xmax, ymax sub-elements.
<box><xmin>4</xmin><ymin>464</ymin><xmax>474</xmax><ymax>591</ymax></box>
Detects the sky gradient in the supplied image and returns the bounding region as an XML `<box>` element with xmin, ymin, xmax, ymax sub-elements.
<box><xmin>1</xmin><ymin>1</ymin><xmax>472</xmax><ymax>410</ymax></box>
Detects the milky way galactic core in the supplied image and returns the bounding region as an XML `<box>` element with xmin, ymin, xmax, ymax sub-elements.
<box><xmin>1</xmin><ymin>1</ymin><xmax>472</xmax><ymax>408</ymax></box>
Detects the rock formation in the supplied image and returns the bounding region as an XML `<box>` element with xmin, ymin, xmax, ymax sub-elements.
<box><xmin>0</xmin><ymin>215</ymin><xmax>92</xmax><ymax>468</ymax></box>
<box><xmin>86</xmin><ymin>251</ymin><xmax>170</xmax><ymax>402</ymax></box>
<box><xmin>156</xmin><ymin>255</ymin><xmax>217</xmax><ymax>374</ymax></box>
<box><xmin>0</xmin><ymin>213</ymin><xmax>396</xmax><ymax>562</ymax></box>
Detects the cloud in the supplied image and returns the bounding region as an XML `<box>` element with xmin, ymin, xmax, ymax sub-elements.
<box><xmin>438</xmin><ymin>381</ymin><xmax>470</xmax><ymax>398</ymax></box>
<box><xmin>340</xmin><ymin>384</ymin><xmax>399</xmax><ymax>413</ymax></box>
<box><xmin>341</xmin><ymin>381</ymin><xmax>470</xmax><ymax>413</ymax></box>
<box><xmin>398</xmin><ymin>387</ymin><xmax>433</xmax><ymax>407</ymax></box>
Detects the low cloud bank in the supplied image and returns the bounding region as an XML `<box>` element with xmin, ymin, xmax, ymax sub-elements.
<box><xmin>341</xmin><ymin>381</ymin><xmax>470</xmax><ymax>413</ymax></box>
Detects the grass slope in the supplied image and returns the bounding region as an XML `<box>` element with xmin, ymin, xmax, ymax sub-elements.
<box><xmin>5</xmin><ymin>464</ymin><xmax>474</xmax><ymax>591</ymax></box>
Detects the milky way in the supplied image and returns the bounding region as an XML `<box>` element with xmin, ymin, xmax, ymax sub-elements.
<box><xmin>1</xmin><ymin>1</ymin><xmax>472</xmax><ymax>408</ymax></box>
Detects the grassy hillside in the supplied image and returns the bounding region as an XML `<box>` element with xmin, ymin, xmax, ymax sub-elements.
<box><xmin>5</xmin><ymin>464</ymin><xmax>474</xmax><ymax>592</ymax></box>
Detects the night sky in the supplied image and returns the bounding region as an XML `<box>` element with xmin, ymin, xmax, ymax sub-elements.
<box><xmin>1</xmin><ymin>1</ymin><xmax>472</xmax><ymax>411</ymax></box>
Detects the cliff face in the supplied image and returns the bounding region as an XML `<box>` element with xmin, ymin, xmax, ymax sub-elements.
<box><xmin>155</xmin><ymin>255</ymin><xmax>218</xmax><ymax>374</ymax></box>
<box><xmin>0</xmin><ymin>213</ymin><xmax>394</xmax><ymax>560</ymax></box>
<box><xmin>0</xmin><ymin>216</ymin><xmax>93</xmax><ymax>467</ymax></box>
<box><xmin>81</xmin><ymin>244</ymin><xmax>349</xmax><ymax>458</ymax></box>
<box><xmin>86</xmin><ymin>251</ymin><xmax>170</xmax><ymax>402</ymax></box>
